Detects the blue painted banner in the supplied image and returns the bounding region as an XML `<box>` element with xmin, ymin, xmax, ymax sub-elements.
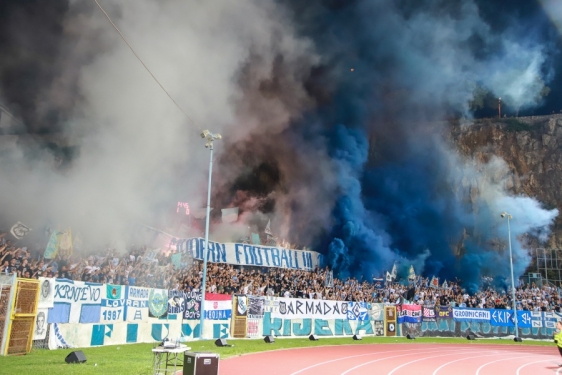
<box><xmin>517</xmin><ymin>311</ymin><xmax>532</xmax><ymax>328</ymax></box>
<box><xmin>490</xmin><ymin>309</ymin><xmax>514</xmax><ymax>327</ymax></box>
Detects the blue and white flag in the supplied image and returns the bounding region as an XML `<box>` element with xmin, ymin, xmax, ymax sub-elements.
<box><xmin>348</xmin><ymin>302</ymin><xmax>369</xmax><ymax>321</ymax></box>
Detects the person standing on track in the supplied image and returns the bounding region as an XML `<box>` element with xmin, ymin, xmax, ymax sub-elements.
<box><xmin>554</xmin><ymin>320</ymin><xmax>562</xmax><ymax>365</ymax></box>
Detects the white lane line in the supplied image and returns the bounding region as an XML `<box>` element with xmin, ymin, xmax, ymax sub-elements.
<box><xmin>387</xmin><ymin>350</ymin><xmax>488</xmax><ymax>375</ymax></box>
<box><xmin>289</xmin><ymin>348</ymin><xmax>421</xmax><ymax>375</ymax></box>
<box><xmin>431</xmin><ymin>351</ymin><xmax>500</xmax><ymax>375</ymax></box>
<box><xmin>290</xmin><ymin>347</ymin><xmax>439</xmax><ymax>375</ymax></box>
<box><xmin>475</xmin><ymin>355</ymin><xmax>535</xmax><ymax>375</ymax></box>
<box><xmin>340</xmin><ymin>348</ymin><xmax>480</xmax><ymax>375</ymax></box>
<box><xmin>292</xmin><ymin>344</ymin><xmax>555</xmax><ymax>375</ymax></box>
<box><xmin>516</xmin><ymin>358</ymin><xmax>562</xmax><ymax>375</ymax></box>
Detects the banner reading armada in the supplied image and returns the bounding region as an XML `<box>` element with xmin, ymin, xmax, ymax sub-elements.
<box><xmin>265</xmin><ymin>297</ymin><xmax>348</xmax><ymax>319</ymax></box>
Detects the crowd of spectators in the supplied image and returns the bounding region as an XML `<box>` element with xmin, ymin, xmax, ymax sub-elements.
<box><xmin>1</xmin><ymin>232</ymin><xmax>560</xmax><ymax>312</ymax></box>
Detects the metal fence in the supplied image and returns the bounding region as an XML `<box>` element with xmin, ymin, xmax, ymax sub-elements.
<box><xmin>528</xmin><ymin>248</ymin><xmax>562</xmax><ymax>288</ymax></box>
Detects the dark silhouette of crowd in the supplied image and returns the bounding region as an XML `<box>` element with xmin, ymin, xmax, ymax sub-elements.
<box><xmin>1</xmin><ymin>232</ymin><xmax>560</xmax><ymax>312</ymax></box>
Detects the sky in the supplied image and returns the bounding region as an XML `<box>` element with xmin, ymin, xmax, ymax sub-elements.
<box><xmin>0</xmin><ymin>0</ymin><xmax>560</xmax><ymax>289</ymax></box>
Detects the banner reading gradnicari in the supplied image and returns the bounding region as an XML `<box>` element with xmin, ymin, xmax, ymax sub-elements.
<box><xmin>172</xmin><ymin>237</ymin><xmax>323</xmax><ymax>271</ymax></box>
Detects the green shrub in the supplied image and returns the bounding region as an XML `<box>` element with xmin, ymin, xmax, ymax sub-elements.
<box><xmin>504</xmin><ymin>118</ymin><xmax>532</xmax><ymax>132</ymax></box>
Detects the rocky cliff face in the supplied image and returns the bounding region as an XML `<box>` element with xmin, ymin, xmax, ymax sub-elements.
<box><xmin>450</xmin><ymin>114</ymin><xmax>562</xmax><ymax>249</ymax></box>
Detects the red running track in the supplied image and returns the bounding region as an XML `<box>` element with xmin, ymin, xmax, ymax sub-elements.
<box><xmin>219</xmin><ymin>343</ymin><xmax>562</xmax><ymax>375</ymax></box>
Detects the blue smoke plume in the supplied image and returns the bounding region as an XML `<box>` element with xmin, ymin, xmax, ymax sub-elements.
<box><xmin>281</xmin><ymin>0</ymin><xmax>558</xmax><ymax>289</ymax></box>
<box><xmin>210</xmin><ymin>0</ymin><xmax>559</xmax><ymax>291</ymax></box>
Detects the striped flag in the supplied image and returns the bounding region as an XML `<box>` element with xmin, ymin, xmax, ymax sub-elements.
<box><xmin>422</xmin><ymin>306</ymin><xmax>436</xmax><ymax>322</ymax></box>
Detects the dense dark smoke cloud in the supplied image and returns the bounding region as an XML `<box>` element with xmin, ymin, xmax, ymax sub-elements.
<box><xmin>0</xmin><ymin>0</ymin><xmax>103</xmax><ymax>134</ymax></box>
<box><xmin>216</xmin><ymin>0</ymin><xmax>558</xmax><ymax>288</ymax></box>
<box><xmin>0</xmin><ymin>0</ymin><xmax>558</xmax><ymax>290</ymax></box>
<box><xmin>0</xmin><ymin>0</ymin><xmax>69</xmax><ymax>131</ymax></box>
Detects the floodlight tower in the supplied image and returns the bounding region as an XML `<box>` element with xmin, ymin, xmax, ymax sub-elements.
<box><xmin>501</xmin><ymin>211</ymin><xmax>522</xmax><ymax>342</ymax></box>
<box><xmin>199</xmin><ymin>130</ymin><xmax>221</xmax><ymax>339</ymax></box>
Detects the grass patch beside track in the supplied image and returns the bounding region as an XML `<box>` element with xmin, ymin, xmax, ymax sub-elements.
<box><xmin>3</xmin><ymin>337</ymin><xmax>553</xmax><ymax>375</ymax></box>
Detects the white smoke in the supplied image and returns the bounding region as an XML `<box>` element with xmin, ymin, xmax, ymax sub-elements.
<box><xmin>0</xmin><ymin>0</ymin><xmax>313</xmax><ymax>250</ymax></box>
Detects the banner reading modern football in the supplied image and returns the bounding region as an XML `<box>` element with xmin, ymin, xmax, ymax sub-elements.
<box><xmin>172</xmin><ymin>237</ymin><xmax>323</xmax><ymax>271</ymax></box>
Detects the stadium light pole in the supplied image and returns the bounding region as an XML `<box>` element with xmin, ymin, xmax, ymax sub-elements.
<box><xmin>199</xmin><ymin>130</ymin><xmax>221</xmax><ymax>339</ymax></box>
<box><xmin>501</xmin><ymin>211</ymin><xmax>521</xmax><ymax>342</ymax></box>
